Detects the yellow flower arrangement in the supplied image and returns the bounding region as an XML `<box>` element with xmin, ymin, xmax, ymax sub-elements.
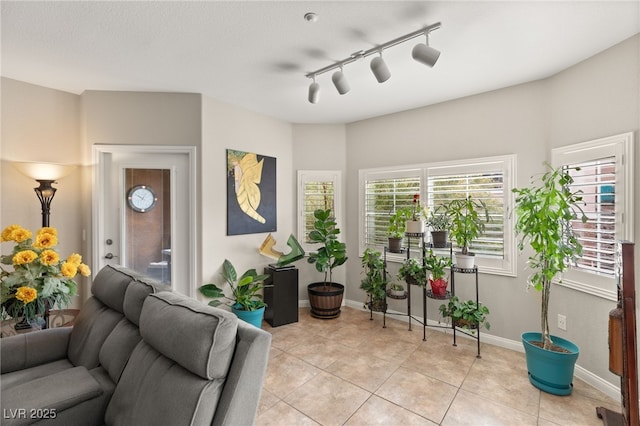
<box><xmin>1</xmin><ymin>225</ymin><xmax>91</xmax><ymax>324</ymax></box>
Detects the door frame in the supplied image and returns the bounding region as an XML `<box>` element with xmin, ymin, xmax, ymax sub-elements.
<box><xmin>92</xmin><ymin>144</ymin><xmax>198</xmax><ymax>296</ymax></box>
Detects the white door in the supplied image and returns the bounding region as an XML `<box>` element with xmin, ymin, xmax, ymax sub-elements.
<box><xmin>93</xmin><ymin>145</ymin><xmax>196</xmax><ymax>296</ymax></box>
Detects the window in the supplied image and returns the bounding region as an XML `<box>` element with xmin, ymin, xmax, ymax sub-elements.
<box><xmin>361</xmin><ymin>169</ymin><xmax>421</xmax><ymax>248</ymax></box>
<box><xmin>359</xmin><ymin>155</ymin><xmax>516</xmax><ymax>276</ymax></box>
<box><xmin>552</xmin><ymin>132</ymin><xmax>634</xmax><ymax>300</ymax></box>
<box><xmin>297</xmin><ymin>171</ymin><xmax>342</xmax><ymax>252</ymax></box>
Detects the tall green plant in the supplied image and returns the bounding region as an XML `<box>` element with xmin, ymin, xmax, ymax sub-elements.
<box><xmin>307</xmin><ymin>209</ymin><xmax>348</xmax><ymax>286</ymax></box>
<box><xmin>445</xmin><ymin>196</ymin><xmax>490</xmax><ymax>254</ymax></box>
<box><xmin>387</xmin><ymin>207</ymin><xmax>412</xmax><ymax>238</ymax></box>
<box><xmin>512</xmin><ymin>164</ymin><xmax>587</xmax><ymax>350</ymax></box>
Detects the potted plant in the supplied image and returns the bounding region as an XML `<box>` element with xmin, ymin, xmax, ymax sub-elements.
<box><xmin>512</xmin><ymin>164</ymin><xmax>587</xmax><ymax>395</ymax></box>
<box><xmin>359</xmin><ymin>248</ymin><xmax>387</xmax><ymax>312</ymax></box>
<box><xmin>424</xmin><ymin>249</ymin><xmax>452</xmax><ymax>297</ymax></box>
<box><xmin>397</xmin><ymin>257</ymin><xmax>426</xmax><ymax>286</ymax></box>
<box><xmin>307</xmin><ymin>208</ymin><xmax>348</xmax><ymax>319</ymax></box>
<box><xmin>387</xmin><ymin>207</ymin><xmax>411</xmax><ymax>253</ymax></box>
<box><xmin>426</xmin><ymin>205</ymin><xmax>450</xmax><ymax>248</ymax></box>
<box><xmin>444</xmin><ymin>196</ymin><xmax>490</xmax><ymax>268</ymax></box>
<box><xmin>199</xmin><ymin>259</ymin><xmax>271</xmax><ymax>328</ymax></box>
<box><xmin>388</xmin><ymin>282</ymin><xmax>405</xmax><ymax>298</ymax></box>
<box><xmin>405</xmin><ymin>194</ymin><xmax>425</xmax><ymax>234</ymax></box>
<box><xmin>439</xmin><ymin>296</ymin><xmax>490</xmax><ymax>332</ymax></box>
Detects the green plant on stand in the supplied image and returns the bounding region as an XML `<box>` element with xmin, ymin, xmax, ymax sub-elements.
<box><xmin>512</xmin><ymin>163</ymin><xmax>587</xmax><ymax>395</ymax></box>
<box><xmin>387</xmin><ymin>207</ymin><xmax>412</xmax><ymax>253</ymax></box>
<box><xmin>439</xmin><ymin>296</ymin><xmax>490</xmax><ymax>332</ymax></box>
<box><xmin>424</xmin><ymin>249</ymin><xmax>452</xmax><ymax>297</ymax></box>
<box><xmin>444</xmin><ymin>196</ymin><xmax>490</xmax><ymax>268</ymax></box>
<box><xmin>397</xmin><ymin>257</ymin><xmax>425</xmax><ymax>286</ymax></box>
<box><xmin>359</xmin><ymin>248</ymin><xmax>387</xmax><ymax>312</ymax></box>
<box><xmin>199</xmin><ymin>259</ymin><xmax>271</xmax><ymax>328</ymax></box>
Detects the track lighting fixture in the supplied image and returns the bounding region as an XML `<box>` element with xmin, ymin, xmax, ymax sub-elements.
<box><xmin>412</xmin><ymin>33</ymin><xmax>440</xmax><ymax>68</ymax></box>
<box><xmin>305</xmin><ymin>22</ymin><xmax>441</xmax><ymax>103</ymax></box>
<box><xmin>308</xmin><ymin>76</ymin><xmax>320</xmax><ymax>104</ymax></box>
<box><xmin>370</xmin><ymin>52</ymin><xmax>391</xmax><ymax>83</ymax></box>
<box><xmin>331</xmin><ymin>68</ymin><xmax>350</xmax><ymax>95</ymax></box>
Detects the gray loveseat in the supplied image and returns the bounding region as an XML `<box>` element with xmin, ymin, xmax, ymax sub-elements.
<box><xmin>1</xmin><ymin>265</ymin><xmax>272</xmax><ymax>425</ymax></box>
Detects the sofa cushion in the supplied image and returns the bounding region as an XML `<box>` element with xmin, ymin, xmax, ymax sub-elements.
<box><xmin>67</xmin><ymin>298</ymin><xmax>124</xmax><ymax>368</ymax></box>
<box><xmin>98</xmin><ymin>318</ymin><xmax>142</xmax><ymax>383</ymax></box>
<box><xmin>0</xmin><ymin>359</ymin><xmax>73</xmax><ymax>392</ymax></box>
<box><xmin>91</xmin><ymin>265</ymin><xmax>136</xmax><ymax>313</ymax></box>
<box><xmin>104</xmin><ymin>341</ymin><xmax>224</xmax><ymax>426</ymax></box>
<box><xmin>0</xmin><ymin>327</ymin><xmax>71</xmax><ymax>375</ymax></box>
<box><xmin>139</xmin><ymin>292</ymin><xmax>238</xmax><ymax>379</ymax></box>
<box><xmin>122</xmin><ymin>279</ymin><xmax>159</xmax><ymax>326</ymax></box>
<box><xmin>1</xmin><ymin>366</ymin><xmax>102</xmax><ymax>426</ymax></box>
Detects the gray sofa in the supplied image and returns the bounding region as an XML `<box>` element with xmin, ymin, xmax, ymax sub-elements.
<box><xmin>1</xmin><ymin>265</ymin><xmax>272</xmax><ymax>425</ymax></box>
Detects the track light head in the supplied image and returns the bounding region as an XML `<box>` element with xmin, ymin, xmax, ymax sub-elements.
<box><xmin>332</xmin><ymin>69</ymin><xmax>350</xmax><ymax>95</ymax></box>
<box><xmin>308</xmin><ymin>79</ymin><xmax>320</xmax><ymax>104</ymax></box>
<box><xmin>412</xmin><ymin>33</ymin><xmax>440</xmax><ymax>67</ymax></box>
<box><xmin>370</xmin><ymin>54</ymin><xmax>391</xmax><ymax>83</ymax></box>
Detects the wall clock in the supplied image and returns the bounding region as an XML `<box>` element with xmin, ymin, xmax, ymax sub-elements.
<box><xmin>127</xmin><ymin>185</ymin><xmax>158</xmax><ymax>212</ymax></box>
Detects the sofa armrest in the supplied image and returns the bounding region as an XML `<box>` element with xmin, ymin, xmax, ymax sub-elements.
<box><xmin>212</xmin><ymin>322</ymin><xmax>272</xmax><ymax>426</ymax></box>
<box><xmin>1</xmin><ymin>366</ymin><xmax>102</xmax><ymax>426</ymax></box>
<box><xmin>1</xmin><ymin>327</ymin><xmax>72</xmax><ymax>374</ymax></box>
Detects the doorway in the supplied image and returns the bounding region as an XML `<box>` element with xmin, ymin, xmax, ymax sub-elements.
<box><xmin>93</xmin><ymin>145</ymin><xmax>196</xmax><ymax>296</ymax></box>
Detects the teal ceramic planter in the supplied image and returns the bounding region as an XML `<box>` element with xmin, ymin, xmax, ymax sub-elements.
<box><xmin>521</xmin><ymin>332</ymin><xmax>579</xmax><ymax>396</ymax></box>
<box><xmin>232</xmin><ymin>305</ymin><xmax>265</xmax><ymax>329</ymax></box>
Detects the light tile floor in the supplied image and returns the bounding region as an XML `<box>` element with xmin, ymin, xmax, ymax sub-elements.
<box><xmin>256</xmin><ymin>307</ymin><xmax>620</xmax><ymax>426</ymax></box>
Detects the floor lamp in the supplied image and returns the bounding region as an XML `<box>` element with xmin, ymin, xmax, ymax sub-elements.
<box><xmin>13</xmin><ymin>162</ymin><xmax>77</xmax><ymax>227</ymax></box>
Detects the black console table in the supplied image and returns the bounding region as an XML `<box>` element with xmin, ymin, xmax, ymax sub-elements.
<box><xmin>264</xmin><ymin>265</ymin><xmax>299</xmax><ymax>327</ymax></box>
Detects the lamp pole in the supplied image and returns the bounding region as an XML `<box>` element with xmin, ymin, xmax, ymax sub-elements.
<box><xmin>34</xmin><ymin>180</ymin><xmax>57</xmax><ymax>227</ymax></box>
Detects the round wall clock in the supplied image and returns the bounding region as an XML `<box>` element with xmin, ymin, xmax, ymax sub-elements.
<box><xmin>127</xmin><ymin>185</ymin><xmax>158</xmax><ymax>212</ymax></box>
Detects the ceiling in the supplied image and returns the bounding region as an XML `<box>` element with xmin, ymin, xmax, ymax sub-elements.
<box><xmin>2</xmin><ymin>1</ymin><xmax>639</xmax><ymax>124</ymax></box>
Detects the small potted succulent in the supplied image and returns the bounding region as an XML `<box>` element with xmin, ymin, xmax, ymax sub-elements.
<box><xmin>388</xmin><ymin>282</ymin><xmax>405</xmax><ymax>298</ymax></box>
<box><xmin>439</xmin><ymin>296</ymin><xmax>490</xmax><ymax>333</ymax></box>
<box><xmin>397</xmin><ymin>257</ymin><xmax>426</xmax><ymax>286</ymax></box>
<box><xmin>425</xmin><ymin>205</ymin><xmax>450</xmax><ymax>248</ymax></box>
<box><xmin>424</xmin><ymin>249</ymin><xmax>452</xmax><ymax>297</ymax></box>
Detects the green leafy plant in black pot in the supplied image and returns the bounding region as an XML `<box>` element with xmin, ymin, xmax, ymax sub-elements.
<box><xmin>397</xmin><ymin>257</ymin><xmax>425</xmax><ymax>286</ymax></box>
<box><xmin>387</xmin><ymin>207</ymin><xmax>412</xmax><ymax>253</ymax></box>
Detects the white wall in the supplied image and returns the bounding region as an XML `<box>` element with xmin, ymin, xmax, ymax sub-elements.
<box><xmin>292</xmin><ymin>124</ymin><xmax>347</xmax><ymax>302</ymax></box>
<box><xmin>0</xmin><ymin>78</ymin><xmax>86</xmax><ymax>304</ymax></box>
<box><xmin>200</xmin><ymin>96</ymin><xmax>293</xmax><ymax>295</ymax></box>
<box><xmin>547</xmin><ymin>34</ymin><xmax>640</xmax><ymax>384</ymax></box>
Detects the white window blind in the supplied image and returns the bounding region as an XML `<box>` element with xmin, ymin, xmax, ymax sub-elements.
<box><xmin>361</xmin><ymin>169</ymin><xmax>421</xmax><ymax>249</ymax></box>
<box><xmin>359</xmin><ymin>156</ymin><xmax>516</xmax><ymax>276</ymax></box>
<box><xmin>552</xmin><ymin>132</ymin><xmax>634</xmax><ymax>301</ymax></box>
<box><xmin>298</xmin><ymin>171</ymin><xmax>341</xmax><ymax>252</ymax></box>
<box><xmin>427</xmin><ymin>171</ymin><xmax>505</xmax><ymax>259</ymax></box>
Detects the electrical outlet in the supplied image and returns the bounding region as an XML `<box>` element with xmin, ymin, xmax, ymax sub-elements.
<box><xmin>557</xmin><ymin>314</ymin><xmax>567</xmax><ymax>331</ymax></box>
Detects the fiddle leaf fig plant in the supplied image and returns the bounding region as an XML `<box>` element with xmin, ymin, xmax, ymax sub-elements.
<box><xmin>307</xmin><ymin>208</ymin><xmax>348</xmax><ymax>287</ymax></box>
<box><xmin>512</xmin><ymin>164</ymin><xmax>587</xmax><ymax>350</ymax></box>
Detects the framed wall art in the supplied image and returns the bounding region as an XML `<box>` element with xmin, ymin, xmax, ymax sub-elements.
<box><xmin>226</xmin><ymin>149</ymin><xmax>277</xmax><ymax>235</ymax></box>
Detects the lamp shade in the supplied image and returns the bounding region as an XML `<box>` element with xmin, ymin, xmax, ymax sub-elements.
<box><xmin>412</xmin><ymin>43</ymin><xmax>440</xmax><ymax>67</ymax></box>
<box><xmin>370</xmin><ymin>56</ymin><xmax>391</xmax><ymax>83</ymax></box>
<box><xmin>308</xmin><ymin>81</ymin><xmax>320</xmax><ymax>104</ymax></box>
<box><xmin>13</xmin><ymin>162</ymin><xmax>77</xmax><ymax>181</ymax></box>
<box><xmin>331</xmin><ymin>70</ymin><xmax>350</xmax><ymax>95</ymax></box>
